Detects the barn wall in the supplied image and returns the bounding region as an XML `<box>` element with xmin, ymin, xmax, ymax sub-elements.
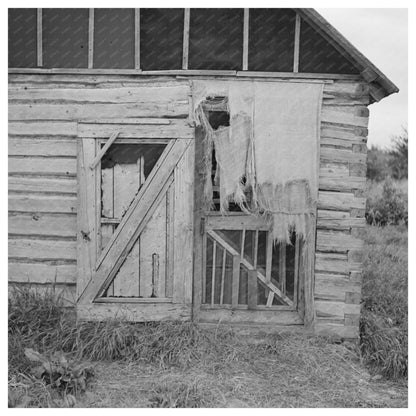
<box><xmin>315</xmin><ymin>80</ymin><xmax>369</xmax><ymax>338</ymax></box>
<box><xmin>8</xmin><ymin>74</ymin><xmax>191</xmax><ymax>304</ymax></box>
<box><xmin>8</xmin><ymin>74</ymin><xmax>369</xmax><ymax>337</ymax></box>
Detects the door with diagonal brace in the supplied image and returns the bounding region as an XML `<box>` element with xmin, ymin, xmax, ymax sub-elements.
<box><xmin>76</xmin><ymin>121</ymin><xmax>194</xmax><ymax>321</ymax></box>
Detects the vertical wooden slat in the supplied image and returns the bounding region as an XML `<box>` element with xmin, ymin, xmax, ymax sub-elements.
<box><xmin>243</xmin><ymin>8</ymin><xmax>249</xmax><ymax>71</ymax></box>
<box><xmin>88</xmin><ymin>8</ymin><xmax>94</xmax><ymax>69</ymax></box>
<box><xmin>266</xmin><ymin>291</ymin><xmax>274</xmax><ymax>307</ymax></box>
<box><xmin>253</xmin><ymin>229</ymin><xmax>259</xmax><ymax>269</ymax></box>
<box><xmin>182</xmin><ymin>8</ymin><xmax>190</xmax><ymax>70</ymax></box>
<box><xmin>265</xmin><ymin>232</ymin><xmax>273</xmax><ymax>283</ymax></box>
<box><xmin>293</xmin><ymin>236</ymin><xmax>300</xmax><ymax>308</ymax></box>
<box><xmin>220</xmin><ymin>249</ymin><xmax>226</xmax><ymax>305</ymax></box>
<box><xmin>231</xmin><ymin>255</ymin><xmax>240</xmax><ymax>307</ymax></box>
<box><xmin>240</xmin><ymin>228</ymin><xmax>246</xmax><ymax>260</ymax></box>
<box><xmin>152</xmin><ymin>253</ymin><xmax>159</xmax><ymax>297</ymax></box>
<box><xmin>165</xmin><ymin>183</ymin><xmax>175</xmax><ymax>298</ymax></box>
<box><xmin>293</xmin><ymin>13</ymin><xmax>301</xmax><ymax>73</ymax></box>
<box><xmin>279</xmin><ymin>243</ymin><xmax>286</xmax><ymax>295</ymax></box>
<box><xmin>201</xmin><ymin>233</ymin><xmax>207</xmax><ymax>304</ymax></box>
<box><xmin>211</xmin><ymin>241</ymin><xmax>217</xmax><ymax>305</ymax></box>
<box><xmin>247</xmin><ymin>269</ymin><xmax>257</xmax><ymax>309</ymax></box>
<box><xmin>135</xmin><ymin>9</ymin><xmax>140</xmax><ymax>70</ymax></box>
<box><xmin>37</xmin><ymin>9</ymin><xmax>42</xmax><ymax>67</ymax></box>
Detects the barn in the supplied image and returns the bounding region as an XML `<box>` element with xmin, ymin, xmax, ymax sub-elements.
<box><xmin>8</xmin><ymin>8</ymin><xmax>398</xmax><ymax>338</ymax></box>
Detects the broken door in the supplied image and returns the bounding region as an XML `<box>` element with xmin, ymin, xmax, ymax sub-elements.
<box><xmin>76</xmin><ymin>121</ymin><xmax>194</xmax><ymax>321</ymax></box>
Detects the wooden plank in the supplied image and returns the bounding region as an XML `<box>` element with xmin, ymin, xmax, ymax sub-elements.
<box><xmin>320</xmin><ymin>147</ymin><xmax>367</xmax><ymax>164</ymax></box>
<box><xmin>324</xmin><ymin>82</ymin><xmax>369</xmax><ymax>97</ymax></box>
<box><xmin>247</xmin><ymin>269</ymin><xmax>257</xmax><ymax>310</ymax></box>
<box><xmin>139</xmin><ymin>194</ymin><xmax>167</xmax><ymax>298</ymax></box>
<box><xmin>9</xmin><ymin>85</ymin><xmax>190</xmax><ymax>104</ymax></box>
<box><xmin>220</xmin><ymin>249</ymin><xmax>226</xmax><ymax>305</ymax></box>
<box><xmin>135</xmin><ymin>9</ymin><xmax>140</xmax><ymax>70</ymax></box>
<box><xmin>211</xmin><ymin>241</ymin><xmax>217</xmax><ymax>306</ymax></box>
<box><xmin>78</xmin><ymin>121</ymin><xmax>193</xmax><ymax>140</ymax></box>
<box><xmin>315</xmin><ymin>273</ymin><xmax>361</xmax><ymax>301</ymax></box>
<box><xmin>80</xmin><ymin>139</ymin><xmax>190</xmax><ymax>303</ymax></box>
<box><xmin>317</xmin><ymin>230</ymin><xmax>363</xmax><ymax>252</ymax></box>
<box><xmin>315</xmin><ymin>251</ymin><xmax>349</xmax><ymax>275</ymax></box>
<box><xmin>113</xmin><ymin>162</ymin><xmax>141</xmax><ymax>218</ymax></box>
<box><xmin>9</xmin><ymin>238</ymin><xmax>77</xmax><ymax>260</ymax></box>
<box><xmin>294</xmin><ymin>237</ymin><xmax>300</xmax><ymax>307</ymax></box>
<box><xmin>317</xmin><ymin>217</ymin><xmax>366</xmax><ymax>230</ymax></box>
<box><xmin>9</xmin><ymin>157</ymin><xmax>76</xmax><ymax>176</ymax></box>
<box><xmin>37</xmin><ymin>9</ymin><xmax>42</xmax><ymax>67</ymax></box>
<box><xmin>293</xmin><ymin>13</ymin><xmax>301</xmax><ymax>72</ymax></box>
<box><xmin>231</xmin><ymin>255</ymin><xmax>240</xmax><ymax>307</ymax></box>
<box><xmin>173</xmin><ymin>141</ymin><xmax>195</xmax><ymax>304</ymax></box>
<box><xmin>77</xmin><ymin>302</ymin><xmax>191</xmax><ymax>322</ymax></box>
<box><xmin>8</xmin><ymin>262</ymin><xmax>76</xmax><ymax>284</ymax></box>
<box><xmin>243</xmin><ymin>9</ymin><xmax>249</xmax><ymax>71</ymax></box>
<box><xmin>320</xmin><ymin>161</ymin><xmax>349</xmax><ymax>178</ymax></box>
<box><xmin>8</xmin><ymin>213</ymin><xmax>76</xmax><ymax>237</ymax></box>
<box><xmin>321</xmin><ymin>124</ymin><xmax>368</xmax><ymax>141</ymax></box>
<box><xmin>321</xmin><ymin>107</ymin><xmax>369</xmax><ymax>128</ymax></box>
<box><xmin>89</xmin><ymin>131</ymin><xmax>119</xmax><ymax>170</ymax></box>
<box><xmin>318</xmin><ymin>191</ymin><xmax>366</xmax><ymax>211</ymax></box>
<box><xmin>315</xmin><ymin>300</ymin><xmax>360</xmax><ymax>319</ymax></box>
<box><xmin>76</xmin><ymin>138</ymin><xmax>97</xmax><ymax>301</ymax></box>
<box><xmin>266</xmin><ymin>291</ymin><xmax>274</xmax><ymax>307</ymax></box>
<box><xmin>206</xmin><ymin>214</ymin><xmax>269</xmax><ymax>231</ymax></box>
<box><xmin>88</xmin><ymin>8</ymin><xmax>94</xmax><ymax>69</ymax></box>
<box><xmin>253</xmin><ymin>229</ymin><xmax>258</xmax><ymax>268</ymax></box>
<box><xmin>8</xmin><ymin>194</ymin><xmax>76</xmax><ymax>214</ymax></box>
<box><xmin>8</xmin><ymin>121</ymin><xmax>77</xmax><ymax>136</ymax></box>
<box><xmin>8</xmin><ymin>138</ymin><xmax>76</xmax><ymax>157</ymax></box>
<box><xmin>319</xmin><ymin>176</ymin><xmax>366</xmax><ymax>192</ymax></box>
<box><xmin>265</xmin><ymin>232</ymin><xmax>273</xmax><ymax>283</ymax></box>
<box><xmin>165</xmin><ymin>183</ymin><xmax>175</xmax><ymax>298</ymax></box>
<box><xmin>9</xmin><ymin>103</ymin><xmax>189</xmax><ymax>120</ymax></box>
<box><xmin>182</xmin><ymin>9</ymin><xmax>190</xmax><ymax>70</ymax></box>
<box><xmin>279</xmin><ymin>243</ymin><xmax>286</xmax><ymax>295</ymax></box>
<box><xmin>9</xmin><ymin>176</ymin><xmax>77</xmax><ymax>195</ymax></box>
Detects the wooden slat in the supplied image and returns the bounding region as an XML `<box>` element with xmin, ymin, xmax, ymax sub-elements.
<box><xmin>9</xmin><ymin>238</ymin><xmax>76</xmax><ymax>260</ymax></box>
<box><xmin>8</xmin><ymin>138</ymin><xmax>76</xmax><ymax>157</ymax></box>
<box><xmin>206</xmin><ymin>214</ymin><xmax>269</xmax><ymax>231</ymax></box>
<box><xmin>220</xmin><ymin>249</ymin><xmax>226</xmax><ymax>305</ymax></box>
<box><xmin>317</xmin><ymin>230</ymin><xmax>363</xmax><ymax>252</ymax></box>
<box><xmin>182</xmin><ymin>9</ymin><xmax>190</xmax><ymax>70</ymax></box>
<box><xmin>315</xmin><ymin>273</ymin><xmax>361</xmax><ymax>301</ymax></box>
<box><xmin>8</xmin><ymin>194</ymin><xmax>76</xmax><ymax>214</ymax></box>
<box><xmin>279</xmin><ymin>243</ymin><xmax>286</xmax><ymax>295</ymax></box>
<box><xmin>253</xmin><ymin>229</ymin><xmax>258</xmax><ymax>268</ymax></box>
<box><xmin>9</xmin><ymin>157</ymin><xmax>76</xmax><ymax>176</ymax></box>
<box><xmin>231</xmin><ymin>255</ymin><xmax>240</xmax><ymax>307</ymax></box>
<box><xmin>9</xmin><ymin>213</ymin><xmax>76</xmax><ymax>238</ymax></box>
<box><xmin>89</xmin><ymin>132</ymin><xmax>119</xmax><ymax>170</ymax></box>
<box><xmin>37</xmin><ymin>9</ymin><xmax>42</xmax><ymax>67</ymax></box>
<box><xmin>321</xmin><ymin>107</ymin><xmax>369</xmax><ymax>128</ymax></box>
<box><xmin>9</xmin><ymin>176</ymin><xmax>77</xmax><ymax>195</ymax></box>
<box><xmin>88</xmin><ymin>9</ymin><xmax>94</xmax><ymax>69</ymax></box>
<box><xmin>318</xmin><ymin>191</ymin><xmax>366</xmax><ymax>211</ymax></box>
<box><xmin>294</xmin><ymin>237</ymin><xmax>300</xmax><ymax>307</ymax></box>
<box><xmin>266</xmin><ymin>291</ymin><xmax>274</xmax><ymax>307</ymax></box>
<box><xmin>315</xmin><ymin>300</ymin><xmax>360</xmax><ymax>319</ymax></box>
<box><xmin>265</xmin><ymin>232</ymin><xmax>273</xmax><ymax>283</ymax></box>
<box><xmin>247</xmin><ymin>269</ymin><xmax>257</xmax><ymax>310</ymax></box>
<box><xmin>8</xmin><ymin>121</ymin><xmax>77</xmax><ymax>136</ymax></box>
<box><xmin>165</xmin><ymin>183</ymin><xmax>175</xmax><ymax>298</ymax></box>
<box><xmin>135</xmin><ymin>9</ymin><xmax>140</xmax><ymax>70</ymax></box>
<box><xmin>9</xmin><ymin>262</ymin><xmax>76</xmax><ymax>284</ymax></box>
<box><xmin>315</xmin><ymin>251</ymin><xmax>349</xmax><ymax>275</ymax></box>
<box><xmin>293</xmin><ymin>13</ymin><xmax>301</xmax><ymax>72</ymax></box>
<box><xmin>320</xmin><ymin>147</ymin><xmax>367</xmax><ymax>164</ymax></box>
<box><xmin>211</xmin><ymin>241</ymin><xmax>217</xmax><ymax>306</ymax></box>
<box><xmin>243</xmin><ymin>9</ymin><xmax>249</xmax><ymax>71</ymax></box>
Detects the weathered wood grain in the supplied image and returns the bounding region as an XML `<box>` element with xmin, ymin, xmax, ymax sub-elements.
<box><xmin>8</xmin><ymin>138</ymin><xmax>77</xmax><ymax>157</ymax></box>
<box><xmin>9</xmin><ymin>121</ymin><xmax>77</xmax><ymax>136</ymax></box>
<box><xmin>9</xmin><ymin>238</ymin><xmax>77</xmax><ymax>260</ymax></box>
<box><xmin>318</xmin><ymin>191</ymin><xmax>366</xmax><ymax>211</ymax></box>
<box><xmin>316</xmin><ymin>230</ymin><xmax>363</xmax><ymax>252</ymax></box>
<box><xmin>8</xmin><ymin>194</ymin><xmax>77</xmax><ymax>213</ymax></box>
<box><xmin>9</xmin><ymin>262</ymin><xmax>76</xmax><ymax>284</ymax></box>
<box><xmin>9</xmin><ymin>157</ymin><xmax>76</xmax><ymax>176</ymax></box>
<box><xmin>9</xmin><ymin>176</ymin><xmax>77</xmax><ymax>195</ymax></box>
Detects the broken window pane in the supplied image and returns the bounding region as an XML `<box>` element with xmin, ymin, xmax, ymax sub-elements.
<box><xmin>8</xmin><ymin>9</ymin><xmax>37</xmax><ymax>68</ymax></box>
<box><xmin>189</xmin><ymin>9</ymin><xmax>244</xmax><ymax>70</ymax></box>
<box><xmin>94</xmin><ymin>9</ymin><xmax>135</xmax><ymax>69</ymax></box>
<box><xmin>140</xmin><ymin>9</ymin><xmax>184</xmax><ymax>70</ymax></box>
<box><xmin>42</xmin><ymin>8</ymin><xmax>89</xmax><ymax>68</ymax></box>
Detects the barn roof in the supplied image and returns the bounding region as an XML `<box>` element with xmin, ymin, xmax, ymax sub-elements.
<box><xmin>300</xmin><ymin>9</ymin><xmax>399</xmax><ymax>102</ymax></box>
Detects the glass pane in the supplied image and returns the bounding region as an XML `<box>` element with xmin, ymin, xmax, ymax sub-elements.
<box><xmin>248</xmin><ymin>8</ymin><xmax>296</xmax><ymax>72</ymax></box>
<box><xmin>9</xmin><ymin>9</ymin><xmax>37</xmax><ymax>68</ymax></box>
<box><xmin>94</xmin><ymin>9</ymin><xmax>135</xmax><ymax>69</ymax></box>
<box><xmin>140</xmin><ymin>9</ymin><xmax>184</xmax><ymax>70</ymax></box>
<box><xmin>42</xmin><ymin>8</ymin><xmax>89</xmax><ymax>68</ymax></box>
<box><xmin>189</xmin><ymin>9</ymin><xmax>243</xmax><ymax>70</ymax></box>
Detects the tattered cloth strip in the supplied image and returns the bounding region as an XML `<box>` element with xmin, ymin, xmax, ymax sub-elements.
<box><xmin>253</xmin><ymin>82</ymin><xmax>323</xmax><ymax>243</ymax></box>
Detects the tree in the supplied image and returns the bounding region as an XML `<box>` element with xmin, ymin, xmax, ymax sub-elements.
<box><xmin>388</xmin><ymin>127</ymin><xmax>408</xmax><ymax>180</ymax></box>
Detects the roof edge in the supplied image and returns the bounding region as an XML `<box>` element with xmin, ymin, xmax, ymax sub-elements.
<box><xmin>295</xmin><ymin>8</ymin><xmax>399</xmax><ymax>102</ymax></box>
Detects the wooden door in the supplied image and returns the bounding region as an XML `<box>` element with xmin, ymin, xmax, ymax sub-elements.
<box><xmin>76</xmin><ymin>122</ymin><xmax>194</xmax><ymax>322</ymax></box>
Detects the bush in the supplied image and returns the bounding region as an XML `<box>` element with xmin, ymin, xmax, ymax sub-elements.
<box><xmin>366</xmin><ymin>179</ymin><xmax>408</xmax><ymax>226</ymax></box>
<box><xmin>360</xmin><ymin>225</ymin><xmax>408</xmax><ymax>379</ymax></box>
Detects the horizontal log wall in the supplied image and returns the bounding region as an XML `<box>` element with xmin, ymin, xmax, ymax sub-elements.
<box><xmin>315</xmin><ymin>80</ymin><xmax>369</xmax><ymax>338</ymax></box>
<box><xmin>8</xmin><ymin>74</ymin><xmax>190</xmax><ymax>302</ymax></box>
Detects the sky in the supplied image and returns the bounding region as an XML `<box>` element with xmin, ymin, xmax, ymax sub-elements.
<box><xmin>317</xmin><ymin>8</ymin><xmax>408</xmax><ymax>148</ymax></box>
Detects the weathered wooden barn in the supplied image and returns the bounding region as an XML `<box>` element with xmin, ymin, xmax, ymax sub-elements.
<box><xmin>8</xmin><ymin>8</ymin><xmax>398</xmax><ymax>338</ymax></box>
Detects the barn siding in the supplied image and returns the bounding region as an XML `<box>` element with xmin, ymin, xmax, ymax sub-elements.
<box><xmin>8</xmin><ymin>74</ymin><xmax>368</xmax><ymax>338</ymax></box>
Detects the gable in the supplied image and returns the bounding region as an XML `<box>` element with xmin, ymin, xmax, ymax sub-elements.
<box><xmin>8</xmin><ymin>8</ymin><xmax>398</xmax><ymax>101</ymax></box>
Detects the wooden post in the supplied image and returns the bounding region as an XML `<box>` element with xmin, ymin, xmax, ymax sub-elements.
<box><xmin>294</xmin><ymin>236</ymin><xmax>300</xmax><ymax>308</ymax></box>
<box><xmin>231</xmin><ymin>255</ymin><xmax>240</xmax><ymax>307</ymax></box>
<box><xmin>293</xmin><ymin>13</ymin><xmax>301</xmax><ymax>73</ymax></box>
<box><xmin>182</xmin><ymin>9</ymin><xmax>190</xmax><ymax>70</ymax></box>
<box><xmin>88</xmin><ymin>8</ymin><xmax>94</xmax><ymax>69</ymax></box>
<box><xmin>279</xmin><ymin>243</ymin><xmax>286</xmax><ymax>295</ymax></box>
<box><xmin>243</xmin><ymin>8</ymin><xmax>249</xmax><ymax>71</ymax></box>
<box><xmin>37</xmin><ymin>9</ymin><xmax>42</xmax><ymax>67</ymax></box>
<box><xmin>135</xmin><ymin>9</ymin><xmax>140</xmax><ymax>70</ymax></box>
<box><xmin>211</xmin><ymin>241</ymin><xmax>217</xmax><ymax>305</ymax></box>
<box><xmin>220</xmin><ymin>249</ymin><xmax>226</xmax><ymax>305</ymax></box>
<box><xmin>247</xmin><ymin>269</ymin><xmax>257</xmax><ymax>309</ymax></box>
